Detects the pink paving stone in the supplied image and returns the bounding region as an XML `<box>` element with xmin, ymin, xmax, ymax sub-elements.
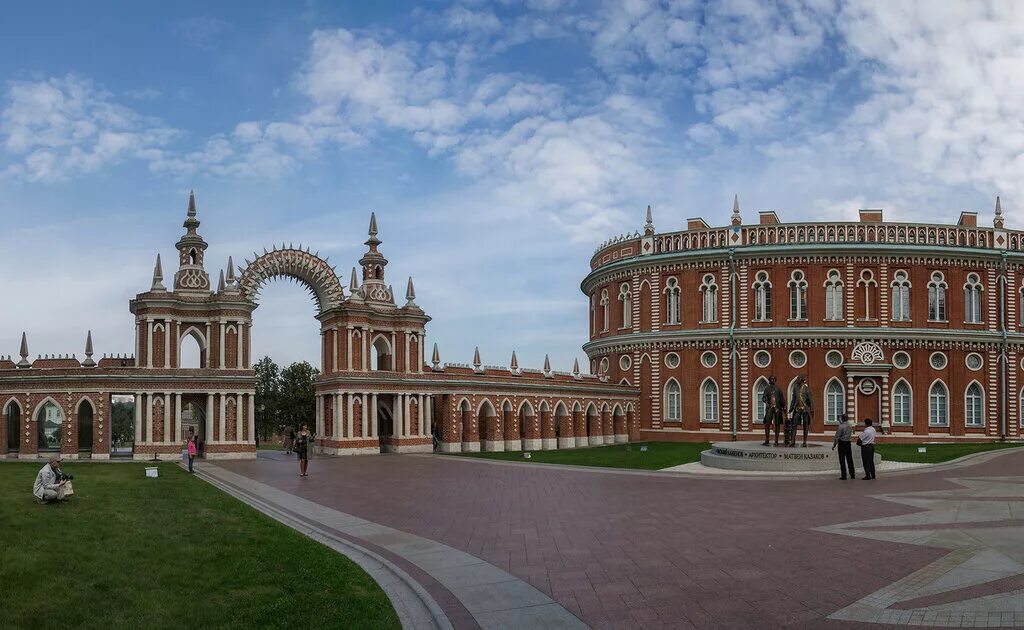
<box><xmin>220</xmin><ymin>449</ymin><xmax>1024</xmax><ymax>629</ymax></box>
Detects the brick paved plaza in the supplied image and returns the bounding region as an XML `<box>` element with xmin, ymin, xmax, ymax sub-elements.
<box><xmin>210</xmin><ymin>449</ymin><xmax>1024</xmax><ymax>629</ymax></box>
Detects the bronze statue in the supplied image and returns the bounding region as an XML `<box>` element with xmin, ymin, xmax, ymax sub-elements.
<box><xmin>761</xmin><ymin>375</ymin><xmax>786</xmax><ymax>446</ymax></box>
<box><xmin>788</xmin><ymin>375</ymin><xmax>813</xmax><ymax>447</ymax></box>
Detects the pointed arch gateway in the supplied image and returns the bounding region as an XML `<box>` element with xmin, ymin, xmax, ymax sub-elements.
<box><xmin>76</xmin><ymin>397</ymin><xmax>96</xmax><ymax>452</ymax></box>
<box><xmin>478</xmin><ymin>399</ymin><xmax>502</xmax><ymax>452</ymax></box>
<box><xmin>4</xmin><ymin>398</ymin><xmax>21</xmax><ymax>453</ymax></box>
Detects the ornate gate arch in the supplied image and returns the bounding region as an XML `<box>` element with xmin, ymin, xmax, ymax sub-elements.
<box><xmin>238</xmin><ymin>245</ymin><xmax>344</xmax><ymax>312</ymax></box>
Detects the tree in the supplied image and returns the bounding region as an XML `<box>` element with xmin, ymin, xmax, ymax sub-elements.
<box><xmin>111</xmin><ymin>400</ymin><xmax>135</xmax><ymax>446</ymax></box>
<box><xmin>254</xmin><ymin>356</ymin><xmax>281</xmax><ymax>442</ymax></box>
<box><xmin>279</xmin><ymin>361</ymin><xmax>319</xmax><ymax>434</ymax></box>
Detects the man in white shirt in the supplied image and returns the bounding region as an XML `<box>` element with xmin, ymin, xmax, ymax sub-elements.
<box><xmin>33</xmin><ymin>457</ymin><xmax>71</xmax><ymax>503</ymax></box>
<box><xmin>858</xmin><ymin>418</ymin><xmax>877</xmax><ymax>480</ymax></box>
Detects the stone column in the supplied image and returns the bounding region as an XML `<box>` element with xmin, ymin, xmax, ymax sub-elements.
<box><xmin>236</xmin><ymin>322</ymin><xmax>244</xmax><ymax>369</ymax></box>
<box><xmin>205</xmin><ymin>323</ymin><xmax>212</xmax><ymax>368</ymax></box>
<box><xmin>247</xmin><ymin>393</ymin><xmax>255</xmax><ymax>443</ymax></box>
<box><xmin>134</xmin><ymin>393</ymin><xmax>143</xmax><ymax>444</ymax></box>
<box><xmin>174</xmin><ymin>393</ymin><xmax>182</xmax><ymax>444</ymax></box>
<box><xmin>346</xmin><ymin>327</ymin><xmax>353</xmax><ymax>370</ymax></box>
<box><xmin>424</xmin><ymin>395</ymin><xmax>432</xmax><ymax>437</ymax></box>
<box><xmin>418</xmin><ymin>394</ymin><xmax>425</xmax><ymax>437</ymax></box>
<box><xmin>332</xmin><ymin>329</ymin><xmax>338</xmax><ymax>373</ymax></box>
<box><xmin>236</xmin><ymin>393</ymin><xmax>243</xmax><ymax>442</ymax></box>
<box><xmin>205</xmin><ymin>394</ymin><xmax>214</xmax><ymax>444</ymax></box>
<box><xmin>364</xmin><ymin>327</ymin><xmax>371</xmax><ymax>371</ymax></box>
<box><xmin>145</xmin><ymin>394</ymin><xmax>154</xmax><ymax>443</ymax></box>
<box><xmin>219</xmin><ymin>394</ymin><xmax>227</xmax><ymax>442</ymax></box>
<box><xmin>219</xmin><ymin>322</ymin><xmax>226</xmax><ymax>369</ymax></box>
<box><xmin>146</xmin><ymin>320</ymin><xmax>153</xmax><ymax>368</ymax></box>
<box><xmin>393</xmin><ymin>394</ymin><xmax>403</xmax><ymax>437</ymax></box>
<box><xmin>370</xmin><ymin>393</ymin><xmax>378</xmax><ymax>437</ymax></box>
<box><xmin>164</xmin><ymin>319</ymin><xmax>171</xmax><ymax>368</ymax></box>
<box><xmin>361</xmin><ymin>393</ymin><xmax>368</xmax><ymax>437</ymax></box>
<box><xmin>346</xmin><ymin>394</ymin><xmax>354</xmax><ymax>438</ymax></box>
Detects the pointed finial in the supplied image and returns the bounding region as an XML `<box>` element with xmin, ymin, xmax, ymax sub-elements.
<box><xmin>369</xmin><ymin>212</ymin><xmax>378</xmax><ymax>237</ymax></box>
<box><xmin>572</xmin><ymin>357</ymin><xmax>580</xmax><ymax>377</ymax></box>
<box><xmin>217</xmin><ymin>269</ymin><xmax>226</xmax><ymax>292</ymax></box>
<box><xmin>473</xmin><ymin>346</ymin><xmax>481</xmax><ymax>369</ymax></box>
<box><xmin>226</xmin><ymin>256</ymin><xmax>235</xmax><ymax>283</ymax></box>
<box><xmin>731</xmin><ymin>193</ymin><xmax>741</xmax><ymax>227</ymax></box>
<box><xmin>994</xmin><ymin>195</ymin><xmax>1004</xmax><ymax>229</ymax></box>
<box><xmin>543</xmin><ymin>354</ymin><xmax>551</xmax><ymax>375</ymax></box>
<box><xmin>405</xmin><ymin>277</ymin><xmax>417</xmax><ymax>306</ymax></box>
<box><xmin>187</xmin><ymin>190</ymin><xmax>197</xmax><ymax>217</ymax></box>
<box><xmin>510</xmin><ymin>350</ymin><xmax>518</xmax><ymax>372</ymax></box>
<box><xmin>18</xmin><ymin>332</ymin><xmax>30</xmax><ymax>367</ymax></box>
<box><xmin>350</xmin><ymin>267</ymin><xmax>359</xmax><ymax>290</ymax></box>
<box><xmin>644</xmin><ymin>205</ymin><xmax>654</xmax><ymax>236</ymax></box>
<box><xmin>83</xmin><ymin>330</ymin><xmax>95</xmax><ymax>367</ymax></box>
<box><xmin>151</xmin><ymin>254</ymin><xmax>165</xmax><ymax>291</ymax></box>
<box><xmin>431</xmin><ymin>342</ymin><xmax>440</xmax><ymax>369</ymax></box>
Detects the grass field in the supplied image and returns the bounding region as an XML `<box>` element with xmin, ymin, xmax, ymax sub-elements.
<box><xmin>450</xmin><ymin>441</ymin><xmax>710</xmax><ymax>470</ymax></box>
<box><xmin>449</xmin><ymin>440</ymin><xmax>1024</xmax><ymax>469</ymax></box>
<box><xmin>0</xmin><ymin>462</ymin><xmax>398</xmax><ymax>630</ymax></box>
<box><xmin>879</xmin><ymin>441</ymin><xmax>1024</xmax><ymax>463</ymax></box>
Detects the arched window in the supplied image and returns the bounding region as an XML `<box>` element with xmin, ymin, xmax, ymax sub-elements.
<box><xmin>964</xmin><ymin>273</ymin><xmax>983</xmax><ymax>324</ymax></box>
<box><xmin>965</xmin><ymin>383</ymin><xmax>984</xmax><ymax>427</ymax></box>
<box><xmin>618</xmin><ymin>282</ymin><xmax>632</xmax><ymax>328</ymax></box>
<box><xmin>789</xmin><ymin>270</ymin><xmax>807</xmax><ymax>320</ymax></box>
<box><xmin>753</xmin><ymin>378</ymin><xmax>769</xmax><ymax>424</ymax></box>
<box><xmin>77</xmin><ymin>399</ymin><xmax>94</xmax><ymax>450</ymax></box>
<box><xmin>371</xmin><ymin>336</ymin><xmax>392</xmax><ymax>371</ymax></box>
<box><xmin>701</xmin><ymin>379</ymin><xmax>719</xmax><ymax>423</ymax></box>
<box><xmin>825</xmin><ymin>379</ymin><xmax>844</xmax><ymax>424</ymax></box>
<box><xmin>599</xmin><ymin>289</ymin><xmax>609</xmax><ymax>332</ymax></box>
<box><xmin>928</xmin><ymin>271</ymin><xmax>947</xmax><ymax>321</ymax></box>
<box><xmin>664</xmin><ymin>278</ymin><xmax>681</xmax><ymax>324</ymax></box>
<box><xmin>36</xmin><ymin>401</ymin><xmax>62</xmax><ymax>451</ymax></box>
<box><xmin>5</xmin><ymin>400</ymin><xmax>21</xmax><ymax>452</ymax></box>
<box><xmin>700</xmin><ymin>274</ymin><xmax>718</xmax><ymax>323</ymax></box>
<box><xmin>929</xmin><ymin>381</ymin><xmax>949</xmax><ymax>426</ymax></box>
<box><xmin>664</xmin><ymin>380</ymin><xmax>681</xmax><ymax>421</ymax></box>
<box><xmin>188</xmin><ymin>248</ymin><xmax>197</xmax><ymax>265</ymax></box>
<box><xmin>892</xmin><ymin>381</ymin><xmax>912</xmax><ymax>425</ymax></box>
<box><xmin>752</xmin><ymin>271</ymin><xmax>772</xmax><ymax>321</ymax></box>
<box><xmin>891</xmin><ymin>270</ymin><xmax>911</xmax><ymax>321</ymax></box>
<box><xmin>824</xmin><ymin>269</ymin><xmax>843</xmax><ymax>321</ymax></box>
<box><xmin>857</xmin><ymin>269</ymin><xmax>876</xmax><ymax>320</ymax></box>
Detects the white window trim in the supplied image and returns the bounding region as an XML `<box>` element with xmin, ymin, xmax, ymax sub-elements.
<box><xmin>928</xmin><ymin>380</ymin><xmax>950</xmax><ymax>427</ymax></box>
<box><xmin>891</xmin><ymin>379</ymin><xmax>913</xmax><ymax>426</ymax></box>
<box><xmin>700</xmin><ymin>378</ymin><xmax>719</xmax><ymax>424</ymax></box>
<box><xmin>964</xmin><ymin>381</ymin><xmax>984</xmax><ymax>427</ymax></box>
<box><xmin>824</xmin><ymin>378</ymin><xmax>844</xmax><ymax>425</ymax></box>
<box><xmin>664</xmin><ymin>379</ymin><xmax>681</xmax><ymax>422</ymax></box>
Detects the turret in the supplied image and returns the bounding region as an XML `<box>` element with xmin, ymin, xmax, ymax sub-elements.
<box><xmin>173</xmin><ymin>191</ymin><xmax>211</xmax><ymax>293</ymax></box>
<box><xmin>358</xmin><ymin>212</ymin><xmax>392</xmax><ymax>304</ymax></box>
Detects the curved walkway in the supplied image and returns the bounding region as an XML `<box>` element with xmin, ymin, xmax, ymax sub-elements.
<box><xmin>219</xmin><ymin>448</ymin><xmax>1024</xmax><ymax>628</ymax></box>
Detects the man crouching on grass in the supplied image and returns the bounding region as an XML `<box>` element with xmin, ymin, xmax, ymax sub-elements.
<box><xmin>33</xmin><ymin>456</ymin><xmax>73</xmax><ymax>504</ymax></box>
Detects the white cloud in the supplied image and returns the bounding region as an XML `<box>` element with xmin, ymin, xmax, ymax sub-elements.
<box><xmin>0</xmin><ymin>75</ymin><xmax>176</xmax><ymax>181</ymax></box>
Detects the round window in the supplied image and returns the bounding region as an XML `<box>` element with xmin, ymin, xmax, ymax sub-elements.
<box><xmin>965</xmin><ymin>353</ymin><xmax>983</xmax><ymax>371</ymax></box>
<box><xmin>789</xmin><ymin>350</ymin><xmax>807</xmax><ymax>368</ymax></box>
<box><xmin>599</xmin><ymin>357</ymin><xmax>610</xmax><ymax>374</ymax></box>
<box><xmin>825</xmin><ymin>350</ymin><xmax>844</xmax><ymax>368</ymax></box>
<box><xmin>700</xmin><ymin>351</ymin><xmax>717</xmax><ymax>368</ymax></box>
<box><xmin>665</xmin><ymin>352</ymin><xmax>680</xmax><ymax>368</ymax></box>
<box><xmin>619</xmin><ymin>355</ymin><xmax>632</xmax><ymax>371</ymax></box>
<box><xmin>858</xmin><ymin>379</ymin><xmax>877</xmax><ymax>395</ymax></box>
<box><xmin>929</xmin><ymin>352</ymin><xmax>948</xmax><ymax>370</ymax></box>
<box><xmin>892</xmin><ymin>351</ymin><xmax>911</xmax><ymax>369</ymax></box>
<box><xmin>754</xmin><ymin>351</ymin><xmax>771</xmax><ymax>368</ymax></box>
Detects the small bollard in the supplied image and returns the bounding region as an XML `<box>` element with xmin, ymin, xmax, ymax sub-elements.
<box><xmin>918</xmin><ymin>447</ymin><xmax>927</xmax><ymax>453</ymax></box>
<box><xmin>523</xmin><ymin>452</ymin><xmax>532</xmax><ymax>459</ymax></box>
<box><xmin>640</xmin><ymin>445</ymin><xmax>648</xmax><ymax>452</ymax></box>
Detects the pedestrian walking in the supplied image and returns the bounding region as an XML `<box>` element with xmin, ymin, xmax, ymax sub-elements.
<box><xmin>187</xmin><ymin>436</ymin><xmax>197</xmax><ymax>473</ymax></box>
<box><xmin>831</xmin><ymin>413</ymin><xmax>855</xmax><ymax>480</ymax></box>
<box><xmin>295</xmin><ymin>423</ymin><xmax>311</xmax><ymax>477</ymax></box>
<box><xmin>858</xmin><ymin>418</ymin><xmax>877</xmax><ymax>480</ymax></box>
<box><xmin>283</xmin><ymin>425</ymin><xmax>296</xmax><ymax>455</ymax></box>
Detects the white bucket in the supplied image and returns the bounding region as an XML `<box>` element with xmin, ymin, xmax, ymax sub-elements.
<box><xmin>145</xmin><ymin>467</ymin><xmax>159</xmax><ymax>478</ymax></box>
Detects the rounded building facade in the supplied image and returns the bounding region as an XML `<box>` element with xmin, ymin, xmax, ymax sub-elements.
<box><xmin>582</xmin><ymin>200</ymin><xmax>1021</xmax><ymax>442</ymax></box>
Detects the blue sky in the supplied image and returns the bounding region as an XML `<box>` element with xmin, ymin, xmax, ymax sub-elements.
<box><xmin>1</xmin><ymin>1</ymin><xmax>1021</xmax><ymax>369</ymax></box>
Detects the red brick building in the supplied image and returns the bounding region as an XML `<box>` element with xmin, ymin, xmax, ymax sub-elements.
<box><xmin>583</xmin><ymin>197</ymin><xmax>1020</xmax><ymax>443</ymax></box>
<box><xmin>1</xmin><ymin>194</ymin><xmax>636</xmax><ymax>460</ymax></box>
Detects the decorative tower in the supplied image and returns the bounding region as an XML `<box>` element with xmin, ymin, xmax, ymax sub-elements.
<box><xmin>731</xmin><ymin>194</ymin><xmax>742</xmax><ymax>226</ymax></box>
<box><xmin>359</xmin><ymin>213</ymin><xmax>392</xmax><ymax>304</ymax></box>
<box><xmin>173</xmin><ymin>191</ymin><xmax>211</xmax><ymax>293</ymax></box>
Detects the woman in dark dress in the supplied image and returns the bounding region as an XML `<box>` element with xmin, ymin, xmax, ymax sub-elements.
<box><xmin>295</xmin><ymin>423</ymin><xmax>311</xmax><ymax>477</ymax></box>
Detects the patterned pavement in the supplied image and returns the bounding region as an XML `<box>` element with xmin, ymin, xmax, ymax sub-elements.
<box><xmin>220</xmin><ymin>448</ymin><xmax>1024</xmax><ymax>629</ymax></box>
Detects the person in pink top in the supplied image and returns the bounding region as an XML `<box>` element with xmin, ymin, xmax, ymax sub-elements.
<box><xmin>187</xmin><ymin>436</ymin><xmax>197</xmax><ymax>473</ymax></box>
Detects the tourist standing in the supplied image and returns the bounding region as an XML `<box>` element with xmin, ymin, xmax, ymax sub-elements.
<box><xmin>187</xmin><ymin>436</ymin><xmax>197</xmax><ymax>473</ymax></box>
<box><xmin>858</xmin><ymin>418</ymin><xmax>877</xmax><ymax>480</ymax></box>
<box><xmin>831</xmin><ymin>414</ymin><xmax>855</xmax><ymax>480</ymax></box>
<box><xmin>283</xmin><ymin>425</ymin><xmax>295</xmax><ymax>455</ymax></box>
<box><xmin>295</xmin><ymin>423</ymin><xmax>311</xmax><ymax>477</ymax></box>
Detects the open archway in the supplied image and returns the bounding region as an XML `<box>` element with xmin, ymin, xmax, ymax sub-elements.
<box><xmin>77</xmin><ymin>398</ymin><xmax>95</xmax><ymax>452</ymax></box>
<box><xmin>5</xmin><ymin>399</ymin><xmax>21</xmax><ymax>454</ymax></box>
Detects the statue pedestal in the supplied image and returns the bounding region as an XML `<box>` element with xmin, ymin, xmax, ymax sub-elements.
<box><xmin>700</xmin><ymin>441</ymin><xmax>881</xmax><ymax>472</ymax></box>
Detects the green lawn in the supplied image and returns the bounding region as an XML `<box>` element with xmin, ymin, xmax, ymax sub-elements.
<box><xmin>879</xmin><ymin>441</ymin><xmax>1024</xmax><ymax>464</ymax></box>
<box><xmin>449</xmin><ymin>441</ymin><xmax>710</xmax><ymax>470</ymax></box>
<box><xmin>0</xmin><ymin>462</ymin><xmax>398</xmax><ymax>630</ymax></box>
